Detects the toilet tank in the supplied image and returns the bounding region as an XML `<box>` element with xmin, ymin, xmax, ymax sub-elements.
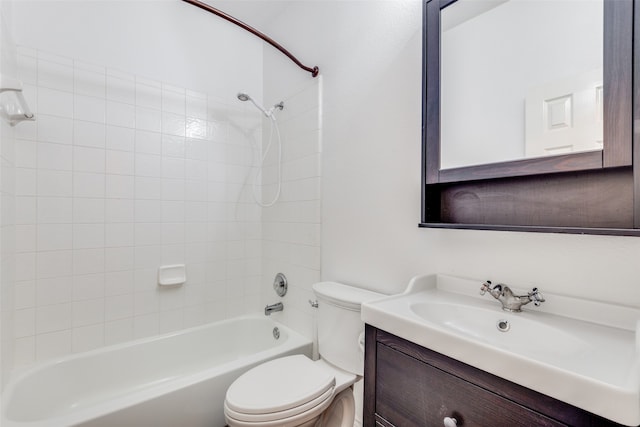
<box><xmin>312</xmin><ymin>282</ymin><xmax>383</xmax><ymax>376</ymax></box>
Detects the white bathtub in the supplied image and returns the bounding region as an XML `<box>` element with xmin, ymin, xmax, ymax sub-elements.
<box><xmin>1</xmin><ymin>315</ymin><xmax>312</xmax><ymax>427</ymax></box>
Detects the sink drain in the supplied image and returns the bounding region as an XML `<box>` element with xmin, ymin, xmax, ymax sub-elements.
<box><xmin>496</xmin><ymin>319</ymin><xmax>511</xmax><ymax>332</ymax></box>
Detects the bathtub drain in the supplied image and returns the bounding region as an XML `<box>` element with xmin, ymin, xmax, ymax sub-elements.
<box><xmin>273</xmin><ymin>327</ymin><xmax>280</xmax><ymax>339</ymax></box>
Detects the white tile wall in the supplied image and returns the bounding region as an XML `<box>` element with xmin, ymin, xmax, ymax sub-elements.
<box><xmin>11</xmin><ymin>47</ymin><xmax>266</xmax><ymax>368</ymax></box>
<box><xmin>261</xmin><ymin>79</ymin><xmax>322</xmax><ymax>339</ymax></box>
<box><xmin>1</xmin><ymin>2</ymin><xmax>18</xmax><ymax>388</ymax></box>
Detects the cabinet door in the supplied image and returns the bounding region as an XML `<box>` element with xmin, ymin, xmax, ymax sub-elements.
<box><xmin>375</xmin><ymin>344</ymin><xmax>567</xmax><ymax>427</ymax></box>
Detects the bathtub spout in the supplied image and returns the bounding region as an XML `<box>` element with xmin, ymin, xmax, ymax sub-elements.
<box><xmin>264</xmin><ymin>302</ymin><xmax>283</xmax><ymax>316</ymax></box>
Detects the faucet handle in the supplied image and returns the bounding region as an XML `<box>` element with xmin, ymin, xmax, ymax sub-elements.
<box><xmin>480</xmin><ymin>280</ymin><xmax>503</xmax><ymax>295</ymax></box>
<box><xmin>528</xmin><ymin>287</ymin><xmax>545</xmax><ymax>306</ymax></box>
<box><xmin>480</xmin><ymin>280</ymin><xmax>492</xmax><ymax>295</ymax></box>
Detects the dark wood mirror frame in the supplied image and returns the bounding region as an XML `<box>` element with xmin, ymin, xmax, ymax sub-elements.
<box><xmin>421</xmin><ymin>0</ymin><xmax>639</xmax><ymax>236</ymax></box>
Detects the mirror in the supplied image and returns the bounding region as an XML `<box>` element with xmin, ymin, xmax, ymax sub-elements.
<box><xmin>421</xmin><ymin>0</ymin><xmax>636</xmax><ymax>234</ymax></box>
<box><xmin>440</xmin><ymin>0</ymin><xmax>604</xmax><ymax>169</ymax></box>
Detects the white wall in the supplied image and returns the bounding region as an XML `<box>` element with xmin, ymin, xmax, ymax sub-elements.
<box><xmin>262</xmin><ymin>1</ymin><xmax>640</xmax><ymax>308</ymax></box>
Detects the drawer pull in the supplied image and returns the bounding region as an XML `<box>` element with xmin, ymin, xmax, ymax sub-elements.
<box><xmin>443</xmin><ymin>416</ymin><xmax>458</xmax><ymax>427</ymax></box>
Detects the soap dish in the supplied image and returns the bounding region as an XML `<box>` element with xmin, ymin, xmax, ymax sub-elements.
<box><xmin>158</xmin><ymin>264</ymin><xmax>186</xmax><ymax>286</ymax></box>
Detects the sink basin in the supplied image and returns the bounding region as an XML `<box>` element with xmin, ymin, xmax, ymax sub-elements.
<box><xmin>409</xmin><ymin>301</ymin><xmax>590</xmax><ymax>358</ymax></box>
<box><xmin>362</xmin><ymin>274</ymin><xmax>640</xmax><ymax>426</ymax></box>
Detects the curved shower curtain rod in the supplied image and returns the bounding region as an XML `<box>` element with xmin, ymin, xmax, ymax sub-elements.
<box><xmin>182</xmin><ymin>0</ymin><xmax>319</xmax><ymax>78</ymax></box>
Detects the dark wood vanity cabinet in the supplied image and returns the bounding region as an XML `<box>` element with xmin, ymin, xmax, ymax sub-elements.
<box><xmin>363</xmin><ymin>326</ymin><xmax>628</xmax><ymax>427</ymax></box>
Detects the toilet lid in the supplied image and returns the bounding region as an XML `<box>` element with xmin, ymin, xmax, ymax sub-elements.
<box><xmin>225</xmin><ymin>355</ymin><xmax>336</xmax><ymax>415</ymax></box>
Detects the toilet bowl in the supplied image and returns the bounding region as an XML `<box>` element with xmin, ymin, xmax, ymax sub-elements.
<box><xmin>224</xmin><ymin>355</ymin><xmax>356</xmax><ymax>427</ymax></box>
<box><xmin>224</xmin><ymin>282</ymin><xmax>383</xmax><ymax>427</ymax></box>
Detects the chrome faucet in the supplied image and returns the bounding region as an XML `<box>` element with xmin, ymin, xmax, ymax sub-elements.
<box><xmin>480</xmin><ymin>280</ymin><xmax>545</xmax><ymax>312</ymax></box>
<box><xmin>264</xmin><ymin>302</ymin><xmax>284</xmax><ymax>316</ymax></box>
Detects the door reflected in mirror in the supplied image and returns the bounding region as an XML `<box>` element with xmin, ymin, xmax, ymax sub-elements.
<box><xmin>440</xmin><ymin>0</ymin><xmax>604</xmax><ymax>170</ymax></box>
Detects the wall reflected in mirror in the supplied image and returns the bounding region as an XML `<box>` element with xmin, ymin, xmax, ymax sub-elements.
<box><xmin>440</xmin><ymin>0</ymin><xmax>603</xmax><ymax>170</ymax></box>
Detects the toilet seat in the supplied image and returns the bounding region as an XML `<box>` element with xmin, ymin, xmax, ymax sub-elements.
<box><xmin>224</xmin><ymin>391</ymin><xmax>335</xmax><ymax>427</ymax></box>
<box><xmin>224</xmin><ymin>386</ymin><xmax>334</xmax><ymax>422</ymax></box>
<box><xmin>225</xmin><ymin>355</ymin><xmax>337</xmax><ymax>423</ymax></box>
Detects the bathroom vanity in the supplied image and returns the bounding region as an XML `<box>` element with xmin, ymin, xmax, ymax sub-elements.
<box><xmin>363</xmin><ymin>325</ymin><xmax>625</xmax><ymax>427</ymax></box>
<box><xmin>360</xmin><ymin>275</ymin><xmax>640</xmax><ymax>427</ymax></box>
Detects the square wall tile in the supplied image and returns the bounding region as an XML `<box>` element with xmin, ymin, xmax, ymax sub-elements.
<box><xmin>72</xmin><ymin>299</ymin><xmax>105</xmax><ymax>327</ymax></box>
<box><xmin>162</xmin><ymin>113</ymin><xmax>186</xmax><ymax>137</ymax></box>
<box><xmin>73</xmin><ymin>224</ymin><xmax>105</xmax><ymax>249</ymax></box>
<box><xmin>106</xmin><ymin>175</ymin><xmax>134</xmax><ymax>199</ymax></box>
<box><xmin>36</xmin><ymin>303</ymin><xmax>72</xmax><ymax>334</ymax></box>
<box><xmin>105</xmin><ymin>294</ymin><xmax>134</xmax><ymax>321</ymax></box>
<box><xmin>38</xmin><ymin>88</ymin><xmax>73</xmax><ymax>118</ymax></box>
<box><xmin>73</xmin><ymin>146</ymin><xmax>105</xmax><ymax>174</ymax></box>
<box><xmin>72</xmin><ymin>324</ymin><xmax>104</xmax><ymax>353</ymax></box>
<box><xmin>37</xmin><ymin>142</ymin><xmax>72</xmax><ymax>171</ymax></box>
<box><xmin>106</xmin><ymin>150</ymin><xmax>134</xmax><ymax>175</ymax></box>
<box><xmin>37</xmin><ymin>224</ymin><xmax>73</xmax><ymax>251</ymax></box>
<box><xmin>135</xmin><ymin>200</ymin><xmax>162</xmax><ymax>223</ymax></box>
<box><xmin>162</xmin><ymin>135</ymin><xmax>185</xmax><ymax>158</ymax></box>
<box><xmin>36</xmin><ymin>330</ymin><xmax>72</xmax><ymax>361</ymax></box>
<box><xmin>74</xmin><ymin>121</ymin><xmax>106</xmax><ymax>149</ymax></box>
<box><xmin>106</xmin><ymin>101</ymin><xmax>135</xmax><ymax>128</ymax></box>
<box><xmin>74</xmin><ymin>95</ymin><xmax>106</xmax><ymax>124</ymax></box>
<box><xmin>16</xmin><ymin>225</ymin><xmax>37</xmax><ymax>253</ymax></box>
<box><xmin>136</xmin><ymin>107</ymin><xmax>161</xmax><ymax>132</ymax></box>
<box><xmin>105</xmin><ymin>223</ymin><xmax>134</xmax><ymax>247</ymax></box>
<box><xmin>16</xmin><ymin>168</ymin><xmax>37</xmax><ymax>196</ymax></box>
<box><xmin>135</xmin><ymin>130</ymin><xmax>161</xmax><ymax>155</ymax></box>
<box><xmin>135</xmin><ymin>153</ymin><xmax>161</xmax><ymax>178</ymax></box>
<box><xmin>37</xmin><ymin>250</ymin><xmax>73</xmax><ymax>279</ymax></box>
<box><xmin>104</xmin><ymin>318</ymin><xmax>133</xmax><ymax>346</ymax></box>
<box><xmin>105</xmin><ymin>250</ymin><xmax>134</xmax><ymax>274</ymax></box>
<box><xmin>36</xmin><ymin>276</ymin><xmax>72</xmax><ymax>306</ymax></box>
<box><xmin>135</xmin><ymin>176</ymin><xmax>161</xmax><ymax>200</ymax></box>
<box><xmin>14</xmin><ymin>308</ymin><xmax>36</xmax><ymax>338</ymax></box>
<box><xmin>73</xmin><ymin>198</ymin><xmax>105</xmax><ymax>223</ymax></box>
<box><xmin>72</xmin><ymin>249</ymin><xmax>105</xmax><ymax>275</ymax></box>
<box><xmin>13</xmin><ymin>337</ymin><xmax>36</xmax><ymax>368</ymax></box>
<box><xmin>106</xmin><ymin>199</ymin><xmax>134</xmax><ymax>223</ymax></box>
<box><xmin>106</xmin><ymin>126</ymin><xmax>134</xmax><ymax>152</ymax></box>
<box><xmin>15</xmin><ymin>140</ymin><xmax>37</xmax><ymax>168</ymax></box>
<box><xmin>37</xmin><ymin>197</ymin><xmax>73</xmax><ymax>224</ymax></box>
<box><xmin>38</xmin><ymin>115</ymin><xmax>73</xmax><ymax>145</ymax></box>
<box><xmin>72</xmin><ymin>273</ymin><xmax>105</xmax><ymax>301</ymax></box>
<box><xmin>73</xmin><ymin>172</ymin><xmax>105</xmax><ymax>198</ymax></box>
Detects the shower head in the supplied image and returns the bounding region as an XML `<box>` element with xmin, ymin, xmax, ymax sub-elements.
<box><xmin>237</xmin><ymin>92</ymin><xmax>283</xmax><ymax>118</ymax></box>
<box><xmin>237</xmin><ymin>92</ymin><xmax>269</xmax><ymax>117</ymax></box>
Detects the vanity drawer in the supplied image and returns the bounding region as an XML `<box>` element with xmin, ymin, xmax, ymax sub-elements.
<box><xmin>375</xmin><ymin>343</ymin><xmax>566</xmax><ymax>427</ymax></box>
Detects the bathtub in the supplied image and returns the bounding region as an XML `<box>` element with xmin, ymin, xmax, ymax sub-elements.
<box><xmin>1</xmin><ymin>315</ymin><xmax>312</xmax><ymax>427</ymax></box>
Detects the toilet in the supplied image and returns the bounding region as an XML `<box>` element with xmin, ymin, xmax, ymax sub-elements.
<box><xmin>224</xmin><ymin>281</ymin><xmax>383</xmax><ymax>427</ymax></box>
